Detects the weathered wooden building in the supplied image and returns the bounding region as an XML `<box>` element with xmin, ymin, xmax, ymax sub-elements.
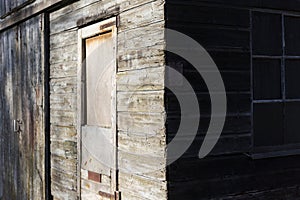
<box><xmin>1</xmin><ymin>0</ymin><xmax>300</xmax><ymax>199</ymax></box>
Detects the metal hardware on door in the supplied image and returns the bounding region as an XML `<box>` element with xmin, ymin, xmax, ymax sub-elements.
<box><xmin>13</xmin><ymin>119</ymin><xmax>23</xmax><ymax>133</ymax></box>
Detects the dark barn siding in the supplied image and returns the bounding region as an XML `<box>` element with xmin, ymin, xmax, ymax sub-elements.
<box><xmin>0</xmin><ymin>0</ymin><xmax>30</xmax><ymax>17</ymax></box>
<box><xmin>0</xmin><ymin>15</ymin><xmax>45</xmax><ymax>200</ymax></box>
<box><xmin>166</xmin><ymin>1</ymin><xmax>300</xmax><ymax>199</ymax></box>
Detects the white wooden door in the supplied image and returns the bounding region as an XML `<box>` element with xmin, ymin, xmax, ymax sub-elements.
<box><xmin>78</xmin><ymin>18</ymin><xmax>117</xmax><ymax>200</ymax></box>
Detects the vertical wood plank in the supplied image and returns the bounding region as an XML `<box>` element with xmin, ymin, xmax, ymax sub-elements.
<box><xmin>0</xmin><ymin>14</ymin><xmax>45</xmax><ymax>200</ymax></box>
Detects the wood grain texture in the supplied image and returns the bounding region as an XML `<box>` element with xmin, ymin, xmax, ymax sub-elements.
<box><xmin>0</xmin><ymin>0</ymin><xmax>78</xmax><ymax>32</ymax></box>
<box><xmin>49</xmin><ymin>0</ymin><xmax>167</xmax><ymax>199</ymax></box>
<box><xmin>0</xmin><ymin>15</ymin><xmax>45</xmax><ymax>200</ymax></box>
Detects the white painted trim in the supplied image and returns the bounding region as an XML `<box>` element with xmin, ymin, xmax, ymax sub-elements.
<box><xmin>77</xmin><ymin>28</ymin><xmax>83</xmax><ymax>200</ymax></box>
<box><xmin>81</xmin><ymin>17</ymin><xmax>117</xmax><ymax>39</ymax></box>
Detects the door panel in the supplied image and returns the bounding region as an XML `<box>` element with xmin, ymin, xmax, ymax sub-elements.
<box><xmin>0</xmin><ymin>26</ymin><xmax>15</xmax><ymax>200</ymax></box>
<box><xmin>85</xmin><ymin>32</ymin><xmax>114</xmax><ymax>128</ymax></box>
<box><xmin>81</xmin><ymin>126</ymin><xmax>113</xmax><ymax>176</ymax></box>
<box><xmin>0</xmin><ymin>15</ymin><xmax>45</xmax><ymax>200</ymax></box>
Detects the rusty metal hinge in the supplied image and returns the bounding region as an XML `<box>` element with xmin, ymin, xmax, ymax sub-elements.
<box><xmin>116</xmin><ymin>15</ymin><xmax>120</xmax><ymax>28</ymax></box>
<box><xmin>98</xmin><ymin>190</ymin><xmax>121</xmax><ymax>200</ymax></box>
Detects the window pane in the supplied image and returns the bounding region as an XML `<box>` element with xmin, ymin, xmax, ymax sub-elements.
<box><xmin>285</xmin><ymin>60</ymin><xmax>300</xmax><ymax>99</ymax></box>
<box><xmin>285</xmin><ymin>102</ymin><xmax>300</xmax><ymax>144</ymax></box>
<box><xmin>253</xmin><ymin>59</ymin><xmax>282</xmax><ymax>100</ymax></box>
<box><xmin>285</xmin><ymin>16</ymin><xmax>300</xmax><ymax>56</ymax></box>
<box><xmin>254</xmin><ymin>103</ymin><xmax>284</xmax><ymax>147</ymax></box>
<box><xmin>252</xmin><ymin>12</ymin><xmax>282</xmax><ymax>56</ymax></box>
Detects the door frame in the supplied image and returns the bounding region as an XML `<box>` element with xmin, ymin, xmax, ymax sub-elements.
<box><xmin>42</xmin><ymin>12</ymin><xmax>52</xmax><ymax>200</ymax></box>
<box><xmin>77</xmin><ymin>17</ymin><xmax>117</xmax><ymax>199</ymax></box>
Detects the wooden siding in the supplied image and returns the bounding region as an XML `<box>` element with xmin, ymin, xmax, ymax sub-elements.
<box><xmin>0</xmin><ymin>15</ymin><xmax>45</xmax><ymax>199</ymax></box>
<box><xmin>166</xmin><ymin>1</ymin><xmax>300</xmax><ymax>199</ymax></box>
<box><xmin>166</xmin><ymin>1</ymin><xmax>251</xmax><ymax>157</ymax></box>
<box><xmin>49</xmin><ymin>0</ymin><xmax>166</xmax><ymax>199</ymax></box>
<box><xmin>0</xmin><ymin>0</ymin><xmax>78</xmax><ymax>32</ymax></box>
<box><xmin>0</xmin><ymin>0</ymin><xmax>29</xmax><ymax>17</ymax></box>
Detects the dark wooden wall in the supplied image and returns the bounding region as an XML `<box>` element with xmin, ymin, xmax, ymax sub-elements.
<box><xmin>0</xmin><ymin>0</ymin><xmax>29</xmax><ymax>17</ymax></box>
<box><xmin>0</xmin><ymin>15</ymin><xmax>45</xmax><ymax>200</ymax></box>
<box><xmin>166</xmin><ymin>0</ymin><xmax>300</xmax><ymax>199</ymax></box>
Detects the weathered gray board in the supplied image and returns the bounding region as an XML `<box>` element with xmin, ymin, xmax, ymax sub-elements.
<box><xmin>0</xmin><ymin>15</ymin><xmax>45</xmax><ymax>200</ymax></box>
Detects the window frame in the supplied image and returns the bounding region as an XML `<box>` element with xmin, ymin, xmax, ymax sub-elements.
<box><xmin>250</xmin><ymin>10</ymin><xmax>300</xmax><ymax>159</ymax></box>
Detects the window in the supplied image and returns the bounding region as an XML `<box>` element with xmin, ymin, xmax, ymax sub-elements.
<box><xmin>252</xmin><ymin>12</ymin><xmax>300</xmax><ymax>150</ymax></box>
